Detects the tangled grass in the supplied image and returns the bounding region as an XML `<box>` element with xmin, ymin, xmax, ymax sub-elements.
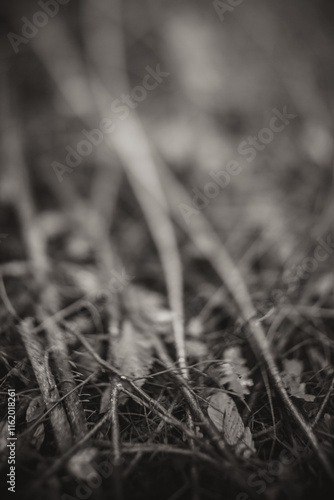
<box><xmin>1</xmin><ymin>1</ymin><xmax>334</xmax><ymax>499</ymax></box>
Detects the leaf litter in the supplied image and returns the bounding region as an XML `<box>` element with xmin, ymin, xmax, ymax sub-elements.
<box><xmin>207</xmin><ymin>392</ymin><xmax>255</xmax><ymax>458</ymax></box>
<box><xmin>1</xmin><ymin>1</ymin><xmax>334</xmax><ymax>499</ymax></box>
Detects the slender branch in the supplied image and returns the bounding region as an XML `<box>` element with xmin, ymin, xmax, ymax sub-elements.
<box><xmin>19</xmin><ymin>319</ymin><xmax>72</xmax><ymax>453</ymax></box>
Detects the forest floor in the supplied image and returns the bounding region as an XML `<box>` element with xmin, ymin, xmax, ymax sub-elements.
<box><xmin>1</xmin><ymin>1</ymin><xmax>334</xmax><ymax>499</ymax></box>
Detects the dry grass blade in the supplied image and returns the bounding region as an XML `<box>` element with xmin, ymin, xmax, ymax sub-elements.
<box><xmin>31</xmin><ymin>12</ymin><xmax>187</xmax><ymax>378</ymax></box>
<box><xmin>19</xmin><ymin>319</ymin><xmax>72</xmax><ymax>453</ymax></box>
<box><xmin>1</xmin><ymin>76</ymin><xmax>87</xmax><ymax>443</ymax></box>
<box><xmin>159</xmin><ymin>165</ymin><xmax>334</xmax><ymax>479</ymax></box>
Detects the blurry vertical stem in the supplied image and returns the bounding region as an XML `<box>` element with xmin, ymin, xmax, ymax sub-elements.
<box><xmin>0</xmin><ymin>74</ymin><xmax>87</xmax><ymax>442</ymax></box>
<box><xmin>81</xmin><ymin>3</ymin><xmax>200</xmax><ymax>492</ymax></box>
<box><xmin>83</xmin><ymin>0</ymin><xmax>187</xmax><ymax>375</ymax></box>
<box><xmin>81</xmin><ymin>2</ymin><xmax>200</xmax><ymax>490</ymax></box>
<box><xmin>159</xmin><ymin>165</ymin><xmax>334</xmax><ymax>480</ymax></box>
<box><xmin>31</xmin><ymin>2</ymin><xmax>187</xmax><ymax>375</ymax></box>
<box><xmin>19</xmin><ymin>319</ymin><xmax>72</xmax><ymax>453</ymax></box>
<box><xmin>110</xmin><ymin>379</ymin><xmax>123</xmax><ymax>500</ymax></box>
<box><xmin>32</xmin><ymin>12</ymin><xmax>201</xmax><ymax>492</ymax></box>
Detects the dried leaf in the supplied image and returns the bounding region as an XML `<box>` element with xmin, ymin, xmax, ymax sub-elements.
<box><xmin>123</xmin><ymin>286</ymin><xmax>172</xmax><ymax>335</ymax></box>
<box><xmin>216</xmin><ymin>346</ymin><xmax>253</xmax><ymax>398</ymax></box>
<box><xmin>26</xmin><ymin>396</ymin><xmax>45</xmax><ymax>450</ymax></box>
<box><xmin>11</xmin><ymin>360</ymin><xmax>35</xmax><ymax>385</ymax></box>
<box><xmin>26</xmin><ymin>396</ymin><xmax>45</xmax><ymax>422</ymax></box>
<box><xmin>207</xmin><ymin>392</ymin><xmax>255</xmax><ymax>458</ymax></box>
<box><xmin>32</xmin><ymin>423</ymin><xmax>45</xmax><ymax>450</ymax></box>
<box><xmin>281</xmin><ymin>359</ymin><xmax>315</xmax><ymax>402</ymax></box>
<box><xmin>68</xmin><ymin>447</ymin><xmax>99</xmax><ymax>481</ymax></box>
<box><xmin>111</xmin><ymin>320</ymin><xmax>154</xmax><ymax>388</ymax></box>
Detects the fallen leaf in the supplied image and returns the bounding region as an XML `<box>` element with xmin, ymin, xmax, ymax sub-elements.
<box><xmin>32</xmin><ymin>423</ymin><xmax>45</xmax><ymax>450</ymax></box>
<box><xmin>111</xmin><ymin>320</ymin><xmax>154</xmax><ymax>388</ymax></box>
<box><xmin>207</xmin><ymin>392</ymin><xmax>255</xmax><ymax>457</ymax></box>
<box><xmin>123</xmin><ymin>286</ymin><xmax>173</xmax><ymax>335</ymax></box>
<box><xmin>215</xmin><ymin>346</ymin><xmax>253</xmax><ymax>398</ymax></box>
<box><xmin>281</xmin><ymin>359</ymin><xmax>315</xmax><ymax>402</ymax></box>
<box><xmin>26</xmin><ymin>396</ymin><xmax>45</xmax><ymax>450</ymax></box>
<box><xmin>26</xmin><ymin>396</ymin><xmax>45</xmax><ymax>422</ymax></box>
<box><xmin>68</xmin><ymin>447</ymin><xmax>99</xmax><ymax>481</ymax></box>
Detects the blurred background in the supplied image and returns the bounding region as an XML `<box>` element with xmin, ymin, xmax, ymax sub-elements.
<box><xmin>1</xmin><ymin>0</ymin><xmax>334</xmax><ymax>273</ymax></box>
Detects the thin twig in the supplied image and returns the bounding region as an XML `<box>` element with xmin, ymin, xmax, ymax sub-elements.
<box><xmin>110</xmin><ymin>379</ymin><xmax>123</xmax><ymax>500</ymax></box>
<box><xmin>19</xmin><ymin>319</ymin><xmax>72</xmax><ymax>453</ymax></box>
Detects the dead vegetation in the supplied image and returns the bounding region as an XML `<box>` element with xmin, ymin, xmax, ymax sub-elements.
<box><xmin>1</xmin><ymin>1</ymin><xmax>334</xmax><ymax>499</ymax></box>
